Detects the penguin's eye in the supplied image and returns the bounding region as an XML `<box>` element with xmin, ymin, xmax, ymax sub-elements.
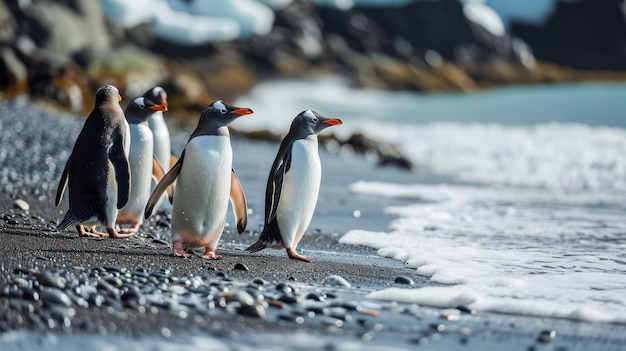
<box><xmin>138</xmin><ymin>103</ymin><xmax>145</xmax><ymax>109</ymax></box>
<box><xmin>220</xmin><ymin>108</ymin><xmax>228</xmax><ymax>114</ymax></box>
<box><xmin>312</xmin><ymin>117</ymin><xmax>318</xmax><ymax>123</ymax></box>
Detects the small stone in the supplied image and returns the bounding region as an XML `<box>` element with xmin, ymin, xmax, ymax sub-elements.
<box><xmin>440</xmin><ymin>308</ymin><xmax>461</xmax><ymax>321</ymax></box>
<box><xmin>394</xmin><ymin>275</ymin><xmax>414</xmax><ymax>285</ymax></box>
<box><xmin>455</xmin><ymin>305</ymin><xmax>476</xmax><ymax>314</ymax></box>
<box><xmin>233</xmin><ymin>263</ymin><xmax>249</xmax><ymax>271</ymax></box>
<box><xmin>226</xmin><ymin>290</ymin><xmax>255</xmax><ymax>306</ymax></box>
<box><xmin>39</xmin><ymin>288</ymin><xmax>72</xmax><ymax>307</ymax></box>
<box><xmin>37</xmin><ymin>271</ymin><xmax>65</xmax><ymax>289</ymax></box>
<box><xmin>321</xmin><ymin>275</ymin><xmax>351</xmax><ymax>288</ymax></box>
<box><xmin>13</xmin><ymin>199</ymin><xmax>29</xmax><ymax>211</ymax></box>
<box><xmin>306</xmin><ymin>292</ymin><xmax>325</xmax><ymax>302</ymax></box>
<box><xmin>238</xmin><ymin>304</ymin><xmax>266</xmax><ymax>319</ymax></box>
<box><xmin>537</xmin><ymin>330</ymin><xmax>557</xmax><ymax>343</ymax></box>
<box><xmin>252</xmin><ymin>278</ymin><xmax>266</xmax><ymax>285</ymax></box>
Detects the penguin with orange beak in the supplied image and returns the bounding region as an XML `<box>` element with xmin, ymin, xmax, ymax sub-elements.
<box><xmin>246</xmin><ymin>110</ymin><xmax>342</xmax><ymax>262</ymax></box>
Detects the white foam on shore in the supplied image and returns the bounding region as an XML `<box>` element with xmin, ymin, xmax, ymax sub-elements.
<box><xmin>341</xmin><ymin>182</ymin><xmax>626</xmax><ymax>323</ymax></box>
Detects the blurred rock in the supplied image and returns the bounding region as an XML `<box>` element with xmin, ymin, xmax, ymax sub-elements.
<box><xmin>0</xmin><ymin>0</ymin><xmax>625</xmax><ymax>119</ymax></box>
<box><xmin>512</xmin><ymin>0</ymin><xmax>626</xmax><ymax>70</ymax></box>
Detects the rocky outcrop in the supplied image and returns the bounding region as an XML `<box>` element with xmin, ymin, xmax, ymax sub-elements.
<box><xmin>511</xmin><ymin>0</ymin><xmax>626</xmax><ymax>70</ymax></box>
<box><xmin>1</xmin><ymin>0</ymin><xmax>625</xmax><ymax>116</ymax></box>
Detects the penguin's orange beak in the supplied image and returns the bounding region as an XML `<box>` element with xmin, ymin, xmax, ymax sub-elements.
<box><xmin>158</xmin><ymin>98</ymin><xmax>168</xmax><ymax>107</ymax></box>
<box><xmin>118</xmin><ymin>95</ymin><xmax>122</xmax><ymax>102</ymax></box>
<box><xmin>150</xmin><ymin>104</ymin><xmax>168</xmax><ymax>112</ymax></box>
<box><xmin>231</xmin><ymin>108</ymin><xmax>253</xmax><ymax>116</ymax></box>
<box><xmin>323</xmin><ymin>118</ymin><xmax>343</xmax><ymax>126</ymax></box>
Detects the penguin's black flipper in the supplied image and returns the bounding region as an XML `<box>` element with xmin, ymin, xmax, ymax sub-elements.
<box><xmin>265</xmin><ymin>141</ymin><xmax>292</xmax><ymax>225</ymax></box>
<box><xmin>109</xmin><ymin>126</ymin><xmax>131</xmax><ymax>209</ymax></box>
<box><xmin>55</xmin><ymin>154</ymin><xmax>72</xmax><ymax>207</ymax></box>
<box><xmin>245</xmin><ymin>240</ymin><xmax>267</xmax><ymax>253</ymax></box>
<box><xmin>230</xmin><ymin>169</ymin><xmax>248</xmax><ymax>234</ymax></box>
<box><xmin>145</xmin><ymin>151</ymin><xmax>184</xmax><ymax>219</ymax></box>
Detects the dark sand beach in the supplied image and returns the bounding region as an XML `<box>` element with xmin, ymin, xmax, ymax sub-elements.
<box><xmin>1</xmin><ymin>99</ymin><xmax>626</xmax><ymax>350</ymax></box>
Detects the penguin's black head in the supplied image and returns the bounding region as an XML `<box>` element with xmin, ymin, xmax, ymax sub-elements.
<box><xmin>95</xmin><ymin>85</ymin><xmax>122</xmax><ymax>105</ymax></box>
<box><xmin>142</xmin><ymin>86</ymin><xmax>168</xmax><ymax>107</ymax></box>
<box><xmin>125</xmin><ymin>97</ymin><xmax>168</xmax><ymax>124</ymax></box>
<box><xmin>291</xmin><ymin>110</ymin><xmax>342</xmax><ymax>138</ymax></box>
<box><xmin>201</xmin><ymin>100</ymin><xmax>253</xmax><ymax>126</ymax></box>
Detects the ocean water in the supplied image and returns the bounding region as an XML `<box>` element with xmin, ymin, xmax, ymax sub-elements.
<box><xmin>234</xmin><ymin>78</ymin><xmax>626</xmax><ymax>324</ymax></box>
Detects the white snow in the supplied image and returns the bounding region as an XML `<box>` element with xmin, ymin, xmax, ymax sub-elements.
<box><xmin>101</xmin><ymin>0</ymin><xmax>274</xmax><ymax>44</ymax></box>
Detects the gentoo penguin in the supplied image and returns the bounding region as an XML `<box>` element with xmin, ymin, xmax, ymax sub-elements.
<box><xmin>142</xmin><ymin>86</ymin><xmax>173</xmax><ymax>212</ymax></box>
<box><xmin>56</xmin><ymin>85</ymin><xmax>132</xmax><ymax>239</ymax></box>
<box><xmin>142</xmin><ymin>86</ymin><xmax>171</xmax><ymax>168</ymax></box>
<box><xmin>145</xmin><ymin>100</ymin><xmax>252</xmax><ymax>259</ymax></box>
<box><xmin>116</xmin><ymin>97</ymin><xmax>168</xmax><ymax>234</ymax></box>
<box><xmin>246</xmin><ymin>110</ymin><xmax>342</xmax><ymax>262</ymax></box>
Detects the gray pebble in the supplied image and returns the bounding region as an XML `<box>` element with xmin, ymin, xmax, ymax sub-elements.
<box><xmin>37</xmin><ymin>271</ymin><xmax>65</xmax><ymax>289</ymax></box>
<box><xmin>394</xmin><ymin>275</ymin><xmax>414</xmax><ymax>285</ymax></box>
<box><xmin>537</xmin><ymin>330</ymin><xmax>557</xmax><ymax>343</ymax></box>
<box><xmin>233</xmin><ymin>263</ymin><xmax>249</xmax><ymax>271</ymax></box>
<box><xmin>321</xmin><ymin>275</ymin><xmax>351</xmax><ymax>288</ymax></box>
<box><xmin>39</xmin><ymin>288</ymin><xmax>72</xmax><ymax>308</ymax></box>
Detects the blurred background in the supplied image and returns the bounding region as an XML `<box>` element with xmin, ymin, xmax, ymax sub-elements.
<box><xmin>1</xmin><ymin>0</ymin><xmax>625</xmax><ymax>121</ymax></box>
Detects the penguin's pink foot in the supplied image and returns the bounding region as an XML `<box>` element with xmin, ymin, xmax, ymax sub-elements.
<box><xmin>77</xmin><ymin>225</ymin><xmax>108</xmax><ymax>238</ymax></box>
<box><xmin>118</xmin><ymin>223</ymin><xmax>139</xmax><ymax>234</ymax></box>
<box><xmin>286</xmin><ymin>248</ymin><xmax>311</xmax><ymax>262</ymax></box>
<box><xmin>201</xmin><ymin>247</ymin><xmax>222</xmax><ymax>260</ymax></box>
<box><xmin>173</xmin><ymin>241</ymin><xmax>191</xmax><ymax>258</ymax></box>
<box><xmin>106</xmin><ymin>227</ymin><xmax>133</xmax><ymax>239</ymax></box>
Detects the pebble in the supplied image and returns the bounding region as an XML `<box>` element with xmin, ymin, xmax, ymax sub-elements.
<box><xmin>455</xmin><ymin>305</ymin><xmax>476</xmax><ymax>314</ymax></box>
<box><xmin>321</xmin><ymin>275</ymin><xmax>351</xmax><ymax>288</ymax></box>
<box><xmin>537</xmin><ymin>330</ymin><xmax>557</xmax><ymax>343</ymax></box>
<box><xmin>36</xmin><ymin>271</ymin><xmax>65</xmax><ymax>289</ymax></box>
<box><xmin>233</xmin><ymin>263</ymin><xmax>249</xmax><ymax>271</ymax></box>
<box><xmin>39</xmin><ymin>288</ymin><xmax>72</xmax><ymax>308</ymax></box>
<box><xmin>13</xmin><ymin>199</ymin><xmax>29</xmax><ymax>211</ymax></box>
<box><xmin>394</xmin><ymin>275</ymin><xmax>414</xmax><ymax>285</ymax></box>
<box><xmin>440</xmin><ymin>308</ymin><xmax>461</xmax><ymax>321</ymax></box>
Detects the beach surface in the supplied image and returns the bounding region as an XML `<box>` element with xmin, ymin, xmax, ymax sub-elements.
<box><xmin>1</xmin><ymin>99</ymin><xmax>625</xmax><ymax>350</ymax></box>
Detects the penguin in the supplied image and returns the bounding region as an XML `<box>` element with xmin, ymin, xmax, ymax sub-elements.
<box><xmin>142</xmin><ymin>86</ymin><xmax>174</xmax><ymax>212</ymax></box>
<box><xmin>246</xmin><ymin>110</ymin><xmax>342</xmax><ymax>262</ymax></box>
<box><xmin>145</xmin><ymin>100</ymin><xmax>252</xmax><ymax>259</ymax></box>
<box><xmin>116</xmin><ymin>97</ymin><xmax>169</xmax><ymax>234</ymax></box>
<box><xmin>55</xmin><ymin>85</ymin><xmax>132</xmax><ymax>239</ymax></box>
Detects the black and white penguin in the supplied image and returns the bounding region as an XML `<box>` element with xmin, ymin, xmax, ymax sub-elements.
<box><xmin>246</xmin><ymin>110</ymin><xmax>342</xmax><ymax>262</ymax></box>
<box><xmin>145</xmin><ymin>100</ymin><xmax>252</xmax><ymax>259</ymax></box>
<box><xmin>116</xmin><ymin>97</ymin><xmax>168</xmax><ymax>234</ymax></box>
<box><xmin>142</xmin><ymin>86</ymin><xmax>171</xmax><ymax>169</ymax></box>
<box><xmin>142</xmin><ymin>86</ymin><xmax>174</xmax><ymax>212</ymax></box>
<box><xmin>55</xmin><ymin>85</ymin><xmax>132</xmax><ymax>238</ymax></box>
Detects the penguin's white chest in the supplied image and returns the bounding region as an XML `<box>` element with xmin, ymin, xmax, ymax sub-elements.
<box><xmin>276</xmin><ymin>139</ymin><xmax>321</xmax><ymax>247</ymax></box>
<box><xmin>172</xmin><ymin>136</ymin><xmax>232</xmax><ymax>247</ymax></box>
<box><xmin>118</xmin><ymin>124</ymin><xmax>153</xmax><ymax>222</ymax></box>
<box><xmin>148</xmin><ymin>113</ymin><xmax>170</xmax><ymax>168</ymax></box>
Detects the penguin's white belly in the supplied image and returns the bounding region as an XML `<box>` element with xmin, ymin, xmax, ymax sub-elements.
<box><xmin>148</xmin><ymin>113</ymin><xmax>171</xmax><ymax>169</ymax></box>
<box><xmin>172</xmin><ymin>136</ymin><xmax>232</xmax><ymax>248</ymax></box>
<box><xmin>104</xmin><ymin>161</ymin><xmax>119</xmax><ymax>228</ymax></box>
<box><xmin>276</xmin><ymin>139</ymin><xmax>321</xmax><ymax>248</ymax></box>
<box><xmin>149</xmin><ymin>113</ymin><xmax>172</xmax><ymax>210</ymax></box>
<box><xmin>118</xmin><ymin>124</ymin><xmax>153</xmax><ymax>223</ymax></box>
